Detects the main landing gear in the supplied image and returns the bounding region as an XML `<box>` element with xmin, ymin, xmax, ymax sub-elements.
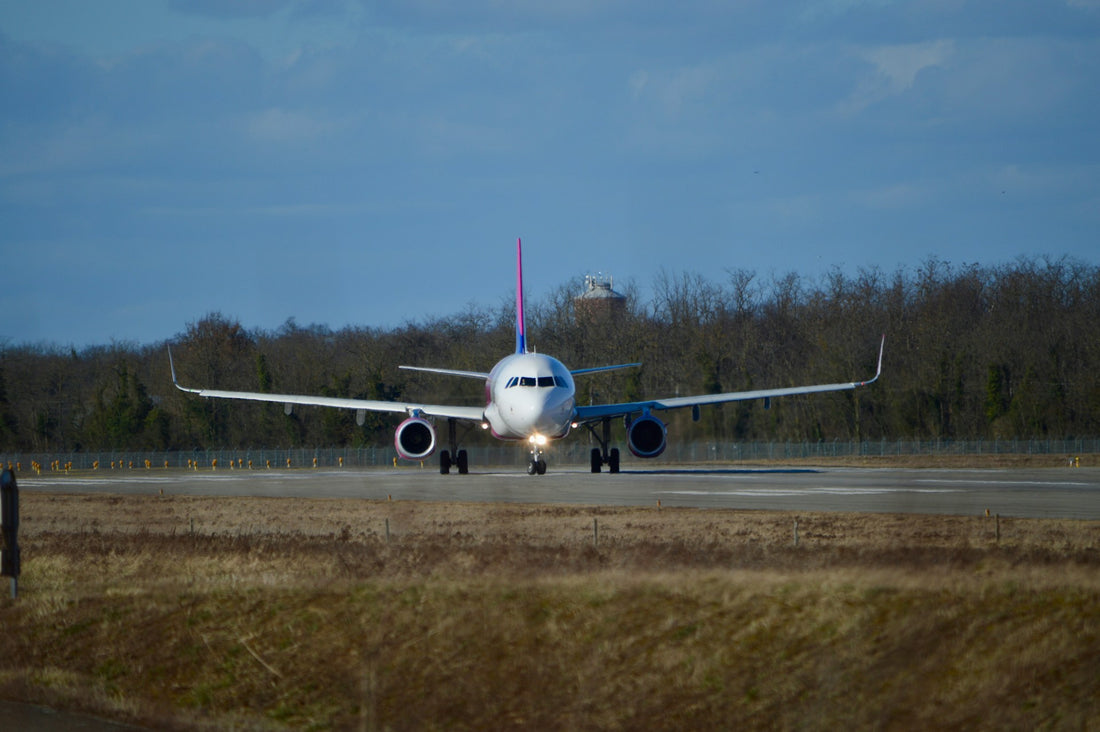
<box><xmin>439</xmin><ymin>418</ymin><xmax>470</xmax><ymax>475</ymax></box>
<box><xmin>585</xmin><ymin>417</ymin><xmax>620</xmax><ymax>473</ymax></box>
<box><xmin>439</xmin><ymin>448</ymin><xmax>468</xmax><ymax>475</ymax></box>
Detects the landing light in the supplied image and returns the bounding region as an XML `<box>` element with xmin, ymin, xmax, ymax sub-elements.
<box><xmin>481</xmin><ymin>422</ymin><xmax>489</xmax><ymax>430</ymax></box>
<box><xmin>528</xmin><ymin>434</ymin><xmax>548</xmax><ymax>446</ymax></box>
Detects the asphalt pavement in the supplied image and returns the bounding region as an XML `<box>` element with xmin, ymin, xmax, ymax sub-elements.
<box><xmin>18</xmin><ymin>465</ymin><xmax>1100</xmax><ymax>519</ymax></box>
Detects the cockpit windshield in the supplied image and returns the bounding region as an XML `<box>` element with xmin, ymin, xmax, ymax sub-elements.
<box><xmin>505</xmin><ymin>375</ymin><xmax>568</xmax><ymax>389</ymax></box>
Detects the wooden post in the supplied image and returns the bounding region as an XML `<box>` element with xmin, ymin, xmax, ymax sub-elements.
<box><xmin>793</xmin><ymin>520</ymin><xmax>799</xmax><ymax>547</ymax></box>
<box><xmin>0</xmin><ymin>469</ymin><xmax>18</xmax><ymax>598</ymax></box>
<box><xmin>385</xmin><ymin>518</ymin><xmax>391</xmax><ymax>543</ymax></box>
<box><xmin>995</xmin><ymin>513</ymin><xmax>1000</xmax><ymax>543</ymax></box>
<box><xmin>593</xmin><ymin>518</ymin><xmax>599</xmax><ymax>549</ymax></box>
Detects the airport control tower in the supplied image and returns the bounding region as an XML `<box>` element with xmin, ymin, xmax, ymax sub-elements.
<box><xmin>574</xmin><ymin>273</ymin><xmax>626</xmax><ymax>324</ymax></box>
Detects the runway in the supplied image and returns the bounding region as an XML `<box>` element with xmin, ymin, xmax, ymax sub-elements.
<box><xmin>18</xmin><ymin>466</ymin><xmax>1100</xmax><ymax>520</ymax></box>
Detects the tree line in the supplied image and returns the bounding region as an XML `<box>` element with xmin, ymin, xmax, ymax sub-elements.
<box><xmin>2</xmin><ymin>255</ymin><xmax>1097</xmax><ymax>454</ymax></box>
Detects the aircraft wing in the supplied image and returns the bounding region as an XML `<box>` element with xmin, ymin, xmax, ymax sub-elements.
<box><xmin>398</xmin><ymin>365</ymin><xmax>491</xmax><ymax>379</ymax></box>
<box><xmin>170</xmin><ymin>350</ymin><xmax>485</xmax><ymax>422</ymax></box>
<box><xmin>574</xmin><ymin>335</ymin><xmax>884</xmax><ymax>422</ymax></box>
<box><xmin>570</xmin><ymin>362</ymin><xmax>642</xmax><ymax>376</ymax></box>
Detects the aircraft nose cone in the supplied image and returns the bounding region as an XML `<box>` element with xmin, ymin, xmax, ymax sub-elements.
<box><xmin>510</xmin><ymin>395</ymin><xmax>545</xmax><ymax>430</ymax></box>
<box><xmin>507</xmin><ymin>390</ymin><xmax>573</xmax><ymax>436</ymax></box>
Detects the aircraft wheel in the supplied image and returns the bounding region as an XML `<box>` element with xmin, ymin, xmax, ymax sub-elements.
<box><xmin>536</xmin><ymin>458</ymin><xmax>547</xmax><ymax>475</ymax></box>
<box><xmin>609</xmin><ymin>448</ymin><xmax>620</xmax><ymax>474</ymax></box>
<box><xmin>457</xmin><ymin>449</ymin><xmax>469</xmax><ymax>474</ymax></box>
<box><xmin>440</xmin><ymin>450</ymin><xmax>451</xmax><ymax>475</ymax></box>
<box><xmin>590</xmin><ymin>448</ymin><xmax>602</xmax><ymax>473</ymax></box>
<box><xmin>527</xmin><ymin>459</ymin><xmax>538</xmax><ymax>475</ymax></box>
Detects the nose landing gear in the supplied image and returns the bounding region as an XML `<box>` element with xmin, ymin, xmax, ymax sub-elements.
<box><xmin>527</xmin><ymin>444</ymin><xmax>547</xmax><ymax>475</ymax></box>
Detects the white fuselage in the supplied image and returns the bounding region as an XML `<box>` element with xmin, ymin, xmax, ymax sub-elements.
<box><xmin>482</xmin><ymin>352</ymin><xmax>576</xmax><ymax>440</ymax></box>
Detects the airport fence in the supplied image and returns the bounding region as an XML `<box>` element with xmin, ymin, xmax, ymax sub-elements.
<box><xmin>7</xmin><ymin>437</ymin><xmax>1100</xmax><ymax>474</ymax></box>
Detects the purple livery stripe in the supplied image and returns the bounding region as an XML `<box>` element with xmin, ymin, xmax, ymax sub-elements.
<box><xmin>515</xmin><ymin>237</ymin><xmax>526</xmax><ymax>354</ymax></box>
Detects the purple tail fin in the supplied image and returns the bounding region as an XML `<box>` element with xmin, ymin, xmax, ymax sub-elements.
<box><xmin>515</xmin><ymin>238</ymin><xmax>526</xmax><ymax>354</ymax></box>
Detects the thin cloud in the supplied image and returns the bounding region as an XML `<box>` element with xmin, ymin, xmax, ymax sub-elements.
<box><xmin>168</xmin><ymin>0</ymin><xmax>292</xmax><ymax>19</ymax></box>
<box><xmin>839</xmin><ymin>39</ymin><xmax>954</xmax><ymax>115</ymax></box>
<box><xmin>247</xmin><ymin>107</ymin><xmax>343</xmax><ymax>143</ymax></box>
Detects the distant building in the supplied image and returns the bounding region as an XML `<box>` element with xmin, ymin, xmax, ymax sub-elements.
<box><xmin>574</xmin><ymin>274</ymin><xmax>626</xmax><ymax>324</ymax></box>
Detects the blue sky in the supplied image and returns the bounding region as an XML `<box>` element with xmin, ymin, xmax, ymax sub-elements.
<box><xmin>2</xmin><ymin>0</ymin><xmax>1098</xmax><ymax>348</ymax></box>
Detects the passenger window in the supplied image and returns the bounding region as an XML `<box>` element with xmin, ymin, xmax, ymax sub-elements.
<box><xmin>538</xmin><ymin>376</ymin><xmax>555</xmax><ymax>387</ymax></box>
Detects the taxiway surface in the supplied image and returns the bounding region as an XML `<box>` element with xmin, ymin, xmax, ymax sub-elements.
<box><xmin>18</xmin><ymin>466</ymin><xmax>1100</xmax><ymax>520</ymax></box>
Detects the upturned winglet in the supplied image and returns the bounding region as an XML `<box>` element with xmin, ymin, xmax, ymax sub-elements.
<box><xmin>167</xmin><ymin>345</ymin><xmax>200</xmax><ymax>395</ymax></box>
<box><xmin>859</xmin><ymin>334</ymin><xmax>885</xmax><ymax>386</ymax></box>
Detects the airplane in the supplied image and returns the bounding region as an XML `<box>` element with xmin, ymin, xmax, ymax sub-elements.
<box><xmin>170</xmin><ymin>239</ymin><xmax>884</xmax><ymax>475</ymax></box>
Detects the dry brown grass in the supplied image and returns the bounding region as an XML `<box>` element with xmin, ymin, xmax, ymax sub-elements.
<box><xmin>1</xmin><ymin>492</ymin><xmax>1098</xmax><ymax>730</ymax></box>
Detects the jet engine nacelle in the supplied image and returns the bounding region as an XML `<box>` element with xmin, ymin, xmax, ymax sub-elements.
<box><xmin>395</xmin><ymin>416</ymin><xmax>436</xmax><ymax>460</ymax></box>
<box><xmin>627</xmin><ymin>414</ymin><xmax>667</xmax><ymax>458</ymax></box>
